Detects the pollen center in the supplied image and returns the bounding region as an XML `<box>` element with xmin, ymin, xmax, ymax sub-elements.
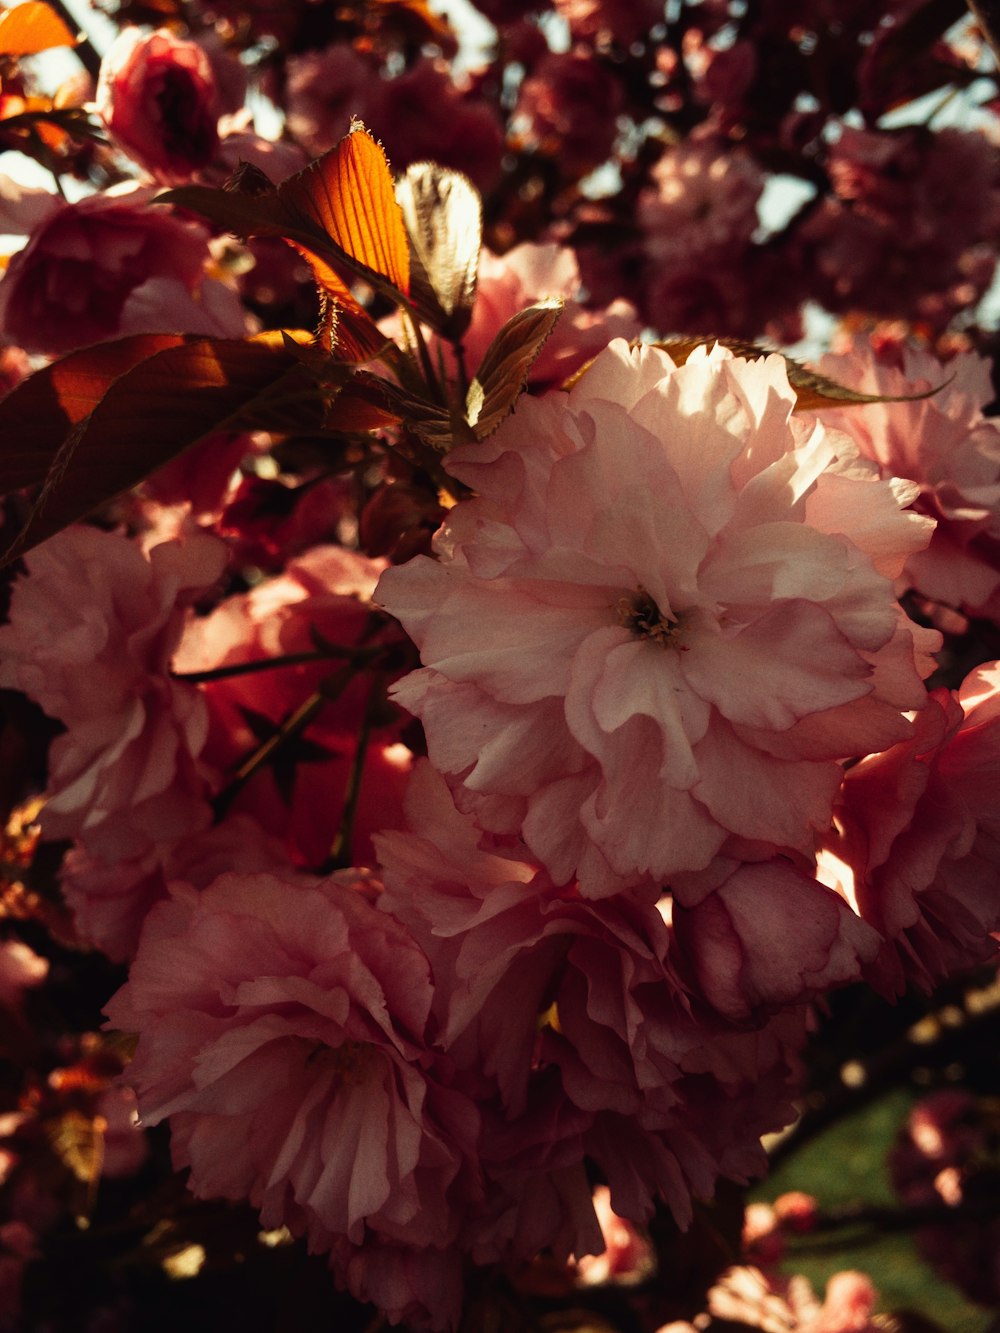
<box><xmin>617</xmin><ymin>589</ymin><xmax>679</xmax><ymax>647</ymax></box>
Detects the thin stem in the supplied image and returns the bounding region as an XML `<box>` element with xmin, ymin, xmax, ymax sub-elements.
<box><xmin>212</xmin><ymin>662</ymin><xmax>361</xmax><ymax>815</ymax></box>
<box><xmin>173</xmin><ymin>645</ymin><xmax>379</xmax><ymax>685</ymax></box>
<box><xmin>321</xmin><ymin>675</ymin><xmax>381</xmax><ymax>872</ymax></box>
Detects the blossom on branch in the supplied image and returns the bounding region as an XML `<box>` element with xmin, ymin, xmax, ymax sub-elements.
<box><xmin>377</xmin><ymin>340</ymin><xmax>940</xmax><ymax>896</ymax></box>
<box><xmin>96</xmin><ymin>28</ymin><xmax>220</xmax><ymax>185</ymax></box>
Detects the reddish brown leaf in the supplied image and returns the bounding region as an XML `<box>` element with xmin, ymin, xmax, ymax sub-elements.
<box><xmin>0</xmin><ymin>1</ymin><xmax>76</xmax><ymax>56</ymax></box>
<box><xmin>466</xmin><ymin>299</ymin><xmax>563</xmax><ymax>440</ymax></box>
<box><xmin>0</xmin><ymin>334</ymin><xmax>188</xmax><ymax>495</ymax></box>
<box><xmin>652</xmin><ymin>336</ymin><xmax>948</xmax><ymax>411</ymax></box>
<box><xmin>3</xmin><ymin>338</ymin><xmax>334</xmax><ymax>562</ymax></box>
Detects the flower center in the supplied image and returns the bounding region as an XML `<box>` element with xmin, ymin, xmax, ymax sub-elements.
<box><xmin>305</xmin><ymin>1038</ymin><xmax>370</xmax><ymax>1085</ymax></box>
<box><xmin>617</xmin><ymin>588</ymin><xmax>681</xmax><ymax>647</ymax></box>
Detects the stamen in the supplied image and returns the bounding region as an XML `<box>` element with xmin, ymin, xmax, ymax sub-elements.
<box><xmin>617</xmin><ymin>588</ymin><xmax>679</xmax><ymax>647</ymax></box>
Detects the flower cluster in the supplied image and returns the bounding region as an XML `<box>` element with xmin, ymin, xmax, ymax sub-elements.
<box><xmin>1</xmin><ymin>2</ymin><xmax>999</xmax><ymax>1329</ymax></box>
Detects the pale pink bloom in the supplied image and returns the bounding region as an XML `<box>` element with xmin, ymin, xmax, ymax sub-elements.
<box><xmin>176</xmin><ymin>545</ymin><xmax>412</xmax><ymax>867</ymax></box>
<box><xmin>377</xmin><ymin>340</ymin><xmax>940</xmax><ymax>896</ymax></box>
<box><xmin>574</xmin><ymin>1185</ymin><xmax>655</xmax><ymax>1285</ymax></box>
<box><xmin>706</xmin><ymin>1266</ymin><xmax>880</xmax><ymax>1332</ymax></box>
<box><xmin>97</xmin><ymin>28</ymin><xmax>220</xmax><ymax>184</ymax></box>
<box><xmin>812</xmin><ymin>336</ymin><xmax>1000</xmax><ymax>621</ymax></box>
<box><xmin>0</xmin><ymin>527</ymin><xmax>228</xmax><ymax>866</ymax></box>
<box><xmin>0</xmin><ymin>939</ymin><xmax>47</xmax><ymax>1010</ymax></box>
<box><xmin>640</xmin><ymin>139</ymin><xmax>762</xmax><ymax>266</ymax></box>
<box><xmin>60</xmin><ymin>812</ymin><xmax>299</xmax><ymax>962</ymax></box>
<box><xmin>105</xmin><ymin>870</ymin><xmax>479</xmax><ymax>1318</ymax></box>
<box><xmin>0</xmin><ymin>184</ymin><xmax>249</xmax><ymax>356</ymax></box>
<box><xmin>284</xmin><ymin>45</ymin><xmax>378</xmax><ymax>158</ymax></box>
<box><xmin>817</xmin><ymin>660</ymin><xmax>1000</xmax><ymax>996</ymax></box>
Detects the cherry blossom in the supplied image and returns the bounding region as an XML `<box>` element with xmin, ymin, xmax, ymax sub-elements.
<box><xmin>812</xmin><ymin>336</ymin><xmax>1000</xmax><ymax>621</ymax></box>
<box><xmin>96</xmin><ymin>28</ymin><xmax>220</xmax><ymax>185</ymax></box>
<box><xmin>377</xmin><ymin>340</ymin><xmax>940</xmax><ymax>896</ymax></box>
<box><xmin>0</xmin><ymin>527</ymin><xmax>228</xmax><ymax>867</ymax></box>
<box><xmin>105</xmin><ymin>870</ymin><xmax>481</xmax><ymax>1322</ymax></box>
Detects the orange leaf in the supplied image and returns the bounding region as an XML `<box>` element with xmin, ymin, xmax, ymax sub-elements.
<box><xmin>0</xmin><ymin>1</ymin><xmax>76</xmax><ymax>56</ymax></box>
<box><xmin>279</xmin><ymin>123</ymin><xmax>410</xmax><ymax>299</ymax></box>
<box><xmin>1</xmin><ymin>338</ymin><xmax>333</xmax><ymax>562</ymax></box>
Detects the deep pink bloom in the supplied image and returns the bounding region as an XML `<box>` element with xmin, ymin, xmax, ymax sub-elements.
<box><xmin>376</xmin><ymin>765</ymin><xmax>826</xmax><ymax>1244</ymax></box>
<box><xmin>377</xmin><ymin>341</ymin><xmax>940</xmax><ymax>896</ymax></box>
<box><xmin>97</xmin><ymin>27</ymin><xmax>220</xmax><ymax>184</ymax></box>
<box><xmin>284</xmin><ymin>45</ymin><xmax>378</xmax><ymax>158</ymax></box>
<box><xmin>812</xmin><ymin>337</ymin><xmax>1000</xmax><ymax>621</ymax></box>
<box><xmin>795</xmin><ymin>127</ymin><xmax>1000</xmax><ymax>328</ymax></box>
<box><xmin>513</xmin><ymin>51</ymin><xmax>623</xmax><ymax>178</ymax></box>
<box><xmin>105</xmin><ymin>870</ymin><xmax>479</xmax><ymax>1321</ymax></box>
<box><xmin>0</xmin><ymin>528</ymin><xmax>228</xmax><ymax>867</ymax></box>
<box><xmin>368</xmin><ymin>59</ymin><xmax>506</xmax><ymax>196</ymax></box>
<box><xmin>176</xmin><ymin>545</ymin><xmax>412</xmax><ymax>868</ymax></box>
<box><xmin>59</xmin><ymin>812</ymin><xmax>299</xmax><ymax>963</ymax></box>
<box><xmin>817</xmin><ymin>661</ymin><xmax>1000</xmax><ymax>995</ymax></box>
<box><xmin>0</xmin><ymin>186</ymin><xmax>249</xmax><ymax>356</ymax></box>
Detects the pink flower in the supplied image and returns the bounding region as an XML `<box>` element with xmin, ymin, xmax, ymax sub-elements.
<box><xmin>811</xmin><ymin>336</ymin><xmax>1000</xmax><ymax>621</ymax></box>
<box><xmin>375</xmin><ymin>765</ymin><xmax>821</xmax><ymax>1243</ymax></box>
<box><xmin>795</xmin><ymin>127</ymin><xmax>1000</xmax><ymax>328</ymax></box>
<box><xmin>377</xmin><ymin>341</ymin><xmax>940</xmax><ymax>896</ymax></box>
<box><xmin>703</xmin><ymin>1266</ymin><xmax>880</xmax><ymax>1332</ymax></box>
<box><xmin>459</xmin><ymin>243</ymin><xmax>640</xmax><ymax>389</ymax></box>
<box><xmin>0</xmin><ymin>185</ymin><xmax>249</xmax><ymax>356</ymax></box>
<box><xmin>890</xmin><ymin>1091</ymin><xmax>1000</xmax><ymax>1306</ymax></box>
<box><xmin>513</xmin><ymin>50</ymin><xmax>623</xmax><ymax>178</ymax></box>
<box><xmin>105</xmin><ymin>870</ymin><xmax>479</xmax><ymax>1322</ymax></box>
<box><xmin>284</xmin><ymin>45</ymin><xmax>378</xmax><ymax>158</ymax></box>
<box><xmin>0</xmin><ymin>527</ymin><xmax>228</xmax><ymax>867</ymax></box>
<box><xmin>96</xmin><ymin>28</ymin><xmax>220</xmax><ymax>184</ymax></box>
<box><xmin>59</xmin><ymin>812</ymin><xmax>300</xmax><ymax>962</ymax></box>
<box><xmin>641</xmin><ymin>140</ymin><xmax>762</xmax><ymax>264</ymax></box>
<box><xmin>817</xmin><ymin>660</ymin><xmax>1000</xmax><ymax>995</ymax></box>
<box><xmin>368</xmin><ymin>59</ymin><xmax>506</xmax><ymax>197</ymax></box>
<box><xmin>573</xmin><ymin>1186</ymin><xmax>655</xmax><ymax>1285</ymax></box>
